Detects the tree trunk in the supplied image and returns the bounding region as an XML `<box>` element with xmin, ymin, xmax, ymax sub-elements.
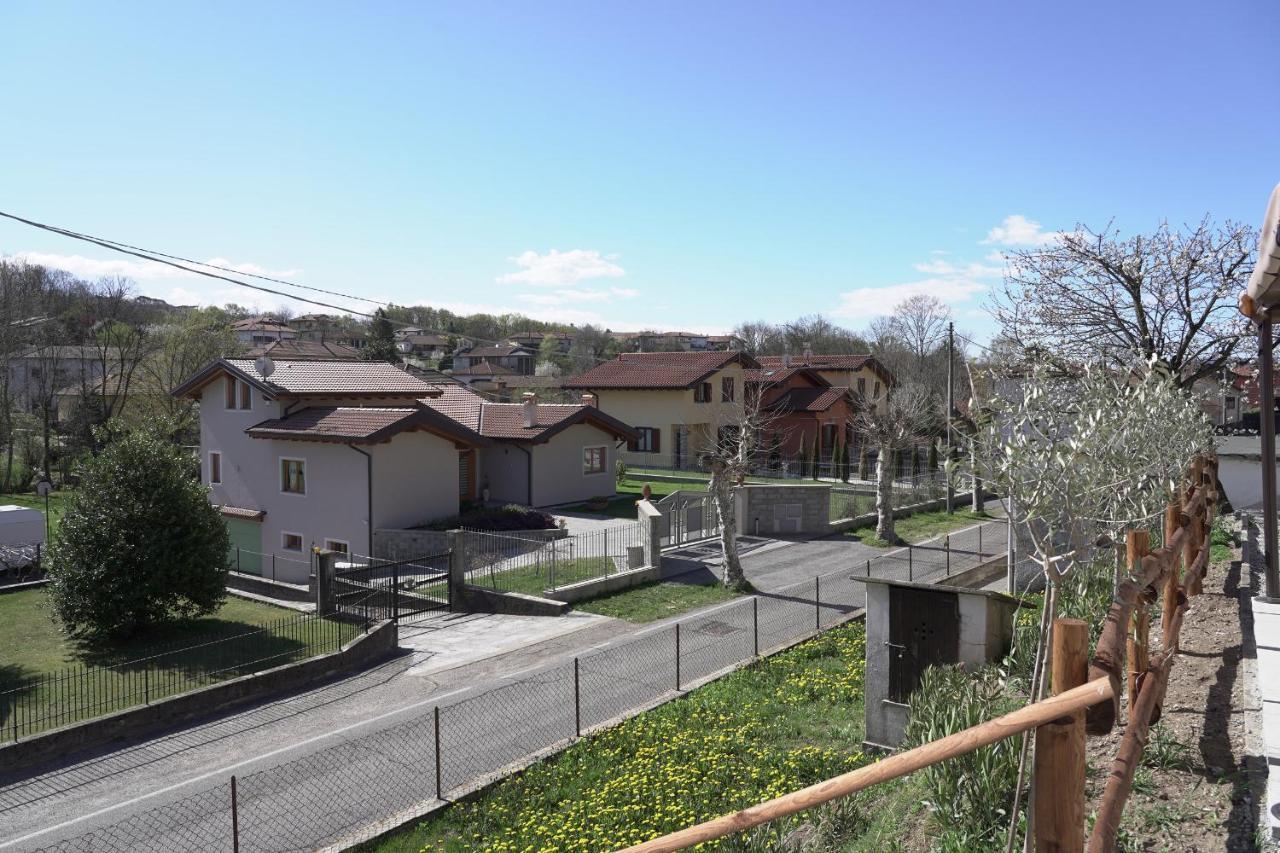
<box><xmin>875</xmin><ymin>441</ymin><xmax>896</xmax><ymax>542</ymax></box>
<box><xmin>857</xmin><ymin>446</ymin><xmax>869</xmax><ymax>481</ymax></box>
<box><xmin>709</xmin><ymin>464</ymin><xmax>747</xmax><ymax>590</ymax></box>
<box><xmin>970</xmin><ymin>439</ymin><xmax>982</xmax><ymax>512</ymax></box>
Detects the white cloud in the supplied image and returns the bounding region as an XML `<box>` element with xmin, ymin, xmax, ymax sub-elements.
<box><xmin>609</xmin><ymin>286</ymin><xmax>639</xmax><ymax>299</ymax></box>
<box><xmin>981</xmin><ymin>214</ymin><xmax>1060</xmax><ymax>246</ymax></box>
<box><xmin>496</xmin><ymin>249</ymin><xmax>625</xmax><ymax>286</ymax></box>
<box><xmin>913</xmin><ymin>259</ymin><xmax>1003</xmax><ymax>278</ymax></box>
<box><xmin>1</xmin><ymin>251</ymin><xmax>301</xmax><ymax>282</ymax></box>
<box><xmin>832</xmin><ymin>278</ymin><xmax>990</xmax><ymax>319</ymax></box>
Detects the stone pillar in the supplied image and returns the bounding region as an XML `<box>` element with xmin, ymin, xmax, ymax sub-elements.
<box><xmin>447</xmin><ymin>529</ymin><xmax>467</xmax><ymax>611</ymax></box>
<box><xmin>637</xmin><ymin>500</ymin><xmax>662</xmax><ymax>569</ymax></box>
<box><xmin>314</xmin><ymin>550</ymin><xmax>335</xmax><ymax>615</ymax></box>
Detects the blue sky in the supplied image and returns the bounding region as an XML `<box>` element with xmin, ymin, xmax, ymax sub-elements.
<box><xmin>0</xmin><ymin>1</ymin><xmax>1274</xmax><ymax>340</ymax></box>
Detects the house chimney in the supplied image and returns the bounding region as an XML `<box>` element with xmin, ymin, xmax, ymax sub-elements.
<box><xmin>580</xmin><ymin>393</ymin><xmax>597</xmax><ymax>408</ymax></box>
<box><xmin>802</xmin><ymin>341</ymin><xmax>813</xmax><ymax>357</ymax></box>
<box><xmin>522</xmin><ymin>392</ymin><xmax>538</xmax><ymax>428</ymax></box>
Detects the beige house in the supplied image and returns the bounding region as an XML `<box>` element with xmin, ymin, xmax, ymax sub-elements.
<box><xmin>565</xmin><ymin>351</ymin><xmax>758</xmax><ymax>470</ymax></box>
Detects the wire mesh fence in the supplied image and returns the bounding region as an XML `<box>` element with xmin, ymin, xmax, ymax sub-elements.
<box><xmin>0</xmin><ymin>610</ymin><xmax>359</xmax><ymax>743</ymax></box>
<box><xmin>24</xmin><ymin>518</ymin><xmax>1011</xmax><ymax>853</ymax></box>
<box><xmin>225</xmin><ymin>547</ymin><xmax>312</xmax><ymax>584</ymax></box>
<box><xmin>461</xmin><ymin>524</ymin><xmax>646</xmax><ymax>595</ymax></box>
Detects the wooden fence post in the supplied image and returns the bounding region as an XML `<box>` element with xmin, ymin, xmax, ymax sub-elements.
<box><xmin>1033</xmin><ymin>618</ymin><xmax>1088</xmax><ymax>853</ymax></box>
<box><xmin>1162</xmin><ymin>500</ymin><xmax>1182</xmax><ymax>650</ymax></box>
<box><xmin>1187</xmin><ymin>457</ymin><xmax>1206</xmax><ymax>597</ymax></box>
<box><xmin>1125</xmin><ymin>531</ymin><xmax>1150</xmax><ymax>709</ymax></box>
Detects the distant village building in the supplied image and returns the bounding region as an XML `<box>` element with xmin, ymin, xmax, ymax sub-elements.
<box><xmin>452</xmin><ymin>345</ymin><xmax>537</xmax><ymax>376</ymax></box>
<box><xmin>231</xmin><ymin>317</ymin><xmax>296</xmax><ymax>346</ymax></box>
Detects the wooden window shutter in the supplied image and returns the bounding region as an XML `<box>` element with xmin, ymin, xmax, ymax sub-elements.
<box><xmin>652</xmin><ymin>428</ymin><xmax>661</xmax><ymax>453</ymax></box>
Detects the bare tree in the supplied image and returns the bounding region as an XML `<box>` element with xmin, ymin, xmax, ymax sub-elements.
<box><xmin>991</xmin><ymin>218</ymin><xmax>1256</xmax><ymax>386</ymax></box>
<box><xmin>852</xmin><ymin>384</ymin><xmax>942</xmax><ymax>543</ymax></box>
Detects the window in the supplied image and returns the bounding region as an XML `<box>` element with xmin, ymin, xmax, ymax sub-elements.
<box><xmin>721</xmin><ymin>377</ymin><xmax>735</xmax><ymax>402</ymax></box>
<box><xmin>857</xmin><ymin>377</ymin><xmax>866</xmax><ymax>395</ymax></box>
<box><xmin>281</xmin><ymin>532</ymin><xmax>303</xmax><ymax>552</ymax></box>
<box><xmin>324</xmin><ymin>539</ymin><xmax>349</xmax><ymax>555</ymax></box>
<box><xmin>209</xmin><ymin>451</ymin><xmax>222</xmax><ymax>485</ymax></box>
<box><xmin>583</xmin><ymin>446</ymin><xmax>606</xmax><ymax>475</ymax></box>
<box><xmin>225</xmin><ymin>376</ymin><xmax>251</xmax><ymax>410</ymax></box>
<box><xmin>630</xmin><ymin>427</ymin><xmax>659</xmax><ymax>453</ymax></box>
<box><xmin>873</xmin><ymin>381</ymin><xmax>881</xmax><ymax>399</ymax></box>
<box><xmin>280</xmin><ymin>458</ymin><xmax>306</xmax><ymax>494</ymax></box>
<box><xmin>694</xmin><ymin>381</ymin><xmax>713</xmax><ymax>403</ymax></box>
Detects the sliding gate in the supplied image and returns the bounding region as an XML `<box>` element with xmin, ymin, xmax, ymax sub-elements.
<box><xmin>655</xmin><ymin>490</ymin><xmax>722</xmax><ymax>547</ymax></box>
<box><xmin>333</xmin><ymin>552</ymin><xmax>452</xmax><ymax>624</ymax></box>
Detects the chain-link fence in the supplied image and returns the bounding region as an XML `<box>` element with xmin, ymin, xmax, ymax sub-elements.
<box><xmin>25</xmin><ymin>518</ymin><xmax>1009</xmax><ymax>853</ymax></box>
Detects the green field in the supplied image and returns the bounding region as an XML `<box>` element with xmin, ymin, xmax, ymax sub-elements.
<box><xmin>575</xmin><ymin>579</ymin><xmax>742</xmax><ymax>623</ymax></box>
<box><xmin>844</xmin><ymin>508</ymin><xmax>992</xmax><ymax>547</ymax></box>
<box><xmin>0</xmin><ymin>587</ymin><xmax>359</xmax><ymax>738</ymax></box>
<box><xmin>363</xmin><ymin>622</ymin><xmax>897</xmax><ymax>852</ymax></box>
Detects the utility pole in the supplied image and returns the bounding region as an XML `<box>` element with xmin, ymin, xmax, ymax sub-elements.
<box><xmin>945</xmin><ymin>321</ymin><xmax>954</xmax><ymax>514</ymax></box>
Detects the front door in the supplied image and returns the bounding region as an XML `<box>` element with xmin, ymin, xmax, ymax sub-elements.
<box><xmin>887</xmin><ymin>586</ymin><xmax>959</xmax><ymax>702</ymax></box>
<box><xmin>458</xmin><ymin>450</ymin><xmax>476</xmax><ymax>502</ymax></box>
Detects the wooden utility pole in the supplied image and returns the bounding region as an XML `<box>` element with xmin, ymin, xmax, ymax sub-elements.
<box><xmin>1033</xmin><ymin>618</ymin><xmax>1088</xmax><ymax>852</ymax></box>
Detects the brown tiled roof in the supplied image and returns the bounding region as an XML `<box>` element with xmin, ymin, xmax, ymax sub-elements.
<box><xmin>245</xmin><ymin>405</ymin><xmax>484</xmax><ymax>446</ymax></box>
<box><xmin>461</xmin><ymin>345</ymin><xmax>534</xmax><ymax>358</ymax></box>
<box><xmin>449</xmin><ymin>360</ymin><xmax>517</xmax><ymax>376</ymax></box>
<box><xmin>757</xmin><ymin>355</ymin><xmax>873</xmax><ymax>370</ymax></box>
<box><xmin>244</xmin><ymin>339</ymin><xmax>361</xmax><ymax>360</ymax></box>
<box><xmin>763</xmin><ymin>387</ymin><xmax>850</xmax><ymax>413</ymax></box>
<box><xmin>217</xmin><ymin>505</ymin><xmax>265</xmax><ymax>520</ymax></box>
<box><xmin>232</xmin><ymin>317</ymin><xmax>294</xmax><ymax>332</ymax></box>
<box><xmin>564</xmin><ymin>351</ymin><xmax>758</xmax><ymax>390</ymax></box>
<box><xmin>743</xmin><ymin>367</ymin><xmax>829</xmax><ymax>387</ymax></box>
<box><xmin>419</xmin><ymin>385</ymin><xmax>635</xmax><ymax>442</ymax></box>
<box><xmin>224</xmin><ymin>359</ymin><xmax>437</xmax><ymax>396</ymax></box>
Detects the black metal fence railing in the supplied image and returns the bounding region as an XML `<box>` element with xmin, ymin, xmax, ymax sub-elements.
<box><xmin>0</xmin><ymin>610</ymin><xmax>358</xmax><ymax>743</ymax></box>
<box><xmin>24</xmin><ymin>519</ymin><xmax>1010</xmax><ymax>853</ymax></box>
<box><xmin>333</xmin><ymin>552</ymin><xmax>452</xmax><ymax>624</ymax></box>
<box><xmin>225</xmin><ymin>547</ymin><xmax>312</xmax><ymax>584</ymax></box>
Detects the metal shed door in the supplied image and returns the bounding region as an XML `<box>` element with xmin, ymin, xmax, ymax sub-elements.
<box><xmin>887</xmin><ymin>586</ymin><xmax>959</xmax><ymax>703</ymax></box>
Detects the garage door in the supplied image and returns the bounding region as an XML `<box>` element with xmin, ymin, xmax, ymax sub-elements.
<box><xmin>226</xmin><ymin>517</ymin><xmax>264</xmax><ymax>575</ymax></box>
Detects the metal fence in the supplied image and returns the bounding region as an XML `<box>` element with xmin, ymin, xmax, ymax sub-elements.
<box><xmin>619</xmin><ymin>445</ymin><xmax>946</xmax><ymax>482</ymax></box>
<box><xmin>0</xmin><ymin>610</ymin><xmax>357</xmax><ymax>743</ymax></box>
<box><xmin>25</xmin><ymin>518</ymin><xmax>1010</xmax><ymax>853</ymax></box>
<box><xmin>332</xmin><ymin>551</ymin><xmax>452</xmax><ymax>623</ymax></box>
<box><xmin>461</xmin><ymin>524</ymin><xmax>647</xmax><ymax>595</ymax></box>
<box><xmin>225</xmin><ymin>547</ymin><xmax>312</xmax><ymax>584</ymax></box>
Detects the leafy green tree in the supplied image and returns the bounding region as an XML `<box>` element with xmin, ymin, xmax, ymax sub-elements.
<box><xmin>47</xmin><ymin>429</ymin><xmax>230</xmax><ymax>639</ymax></box>
<box><xmin>361</xmin><ymin>308</ymin><xmax>399</xmax><ymax>363</ymax></box>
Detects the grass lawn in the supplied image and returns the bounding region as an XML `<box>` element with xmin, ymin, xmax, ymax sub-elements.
<box><xmin>565</xmin><ymin>478</ymin><xmax>708</xmax><ymax>519</ymax></box>
<box><xmin>0</xmin><ymin>490</ymin><xmax>73</xmax><ymax>539</ymax></box>
<box><xmin>575</xmin><ymin>579</ymin><xmax>742</xmax><ymax>623</ymax></box>
<box><xmin>476</xmin><ymin>556</ymin><xmax>617</xmax><ymax>597</ymax></box>
<box><xmin>0</xmin><ymin>587</ymin><xmax>359</xmax><ymax>737</ymax></box>
<box><xmin>364</xmin><ymin>622</ymin><xmax>878</xmax><ymax>852</ymax></box>
<box><xmin>845</xmin><ymin>508</ymin><xmax>992</xmax><ymax>548</ymax></box>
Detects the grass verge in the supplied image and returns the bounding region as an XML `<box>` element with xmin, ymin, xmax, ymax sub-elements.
<box><xmin>478</xmin><ymin>556</ymin><xmax>617</xmax><ymax>597</ymax></box>
<box><xmin>845</xmin><ymin>509</ymin><xmax>991</xmax><ymax>547</ymax></box>
<box><xmin>364</xmin><ymin>622</ymin><xmax>869</xmax><ymax>853</ymax></box>
<box><xmin>0</xmin><ymin>587</ymin><xmax>359</xmax><ymax>736</ymax></box>
<box><xmin>574</xmin><ymin>579</ymin><xmax>743</xmax><ymax>622</ymax></box>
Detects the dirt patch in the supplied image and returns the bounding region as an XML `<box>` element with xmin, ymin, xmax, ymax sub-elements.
<box><xmin>1083</xmin><ymin>536</ymin><xmax>1264</xmax><ymax>851</ymax></box>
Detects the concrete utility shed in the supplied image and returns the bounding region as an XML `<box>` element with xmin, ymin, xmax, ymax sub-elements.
<box><xmin>861</xmin><ymin>577</ymin><xmax>1021</xmax><ymax>749</ymax></box>
<box><xmin>0</xmin><ymin>505</ymin><xmax>45</xmax><ymax>545</ymax></box>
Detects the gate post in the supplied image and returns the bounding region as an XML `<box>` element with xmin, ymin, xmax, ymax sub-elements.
<box><xmin>447</xmin><ymin>530</ymin><xmax>467</xmax><ymax>613</ymax></box>
<box><xmin>314</xmin><ymin>550</ymin><xmax>335</xmax><ymax>616</ymax></box>
<box><xmin>392</xmin><ymin>560</ymin><xmax>401</xmax><ymax>622</ymax></box>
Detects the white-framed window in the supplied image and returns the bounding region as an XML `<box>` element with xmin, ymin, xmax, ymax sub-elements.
<box><xmin>208</xmin><ymin>450</ymin><xmax>222</xmax><ymax>485</ymax></box>
<box><xmin>280</xmin><ymin>457</ymin><xmax>307</xmax><ymax>495</ymax></box>
<box><xmin>324</xmin><ymin>539</ymin><xmax>349</xmax><ymax>555</ymax></box>
<box><xmin>281</xmin><ymin>531</ymin><xmax>304</xmax><ymax>552</ymax></box>
<box><xmin>583</xmin><ymin>445</ymin><xmax>607</xmax><ymax>475</ymax></box>
<box><xmin>225</xmin><ymin>376</ymin><xmax>252</xmax><ymax>411</ymax></box>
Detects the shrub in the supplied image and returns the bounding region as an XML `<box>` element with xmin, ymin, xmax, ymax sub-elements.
<box><xmin>423</xmin><ymin>504</ymin><xmax>558</xmax><ymax>532</ymax></box>
<box><xmin>615</xmin><ymin>459</ymin><xmax>627</xmax><ymax>484</ymax></box>
<box><xmin>46</xmin><ymin>430</ymin><xmax>229</xmax><ymax>639</ymax></box>
<box><xmin>902</xmin><ymin>665</ymin><xmax>1025</xmax><ymax>849</ymax></box>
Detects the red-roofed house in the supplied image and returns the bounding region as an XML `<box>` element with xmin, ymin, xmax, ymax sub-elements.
<box><xmin>174</xmin><ymin>359</ymin><xmax>635</xmax><ymax>580</ymax></box>
<box><xmin>745</xmin><ymin>367</ymin><xmax>860</xmax><ymax>466</ymax></box>
<box><xmin>755</xmin><ymin>354</ymin><xmax>894</xmax><ymax>412</ymax></box>
<box><xmin>564</xmin><ymin>351</ymin><xmax>758</xmax><ymax>469</ymax></box>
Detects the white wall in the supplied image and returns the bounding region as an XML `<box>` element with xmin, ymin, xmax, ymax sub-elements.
<box><xmin>371</xmin><ymin>431</ymin><xmax>461</xmax><ymax>530</ymax></box>
<box><xmin>481</xmin><ymin>444</ymin><xmax>530</xmax><ymax>505</ymax></box>
<box><xmin>530</xmin><ymin>424</ymin><xmax>620</xmax><ymax>507</ymax></box>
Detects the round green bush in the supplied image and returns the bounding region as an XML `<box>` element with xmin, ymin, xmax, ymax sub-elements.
<box><xmin>47</xmin><ymin>430</ymin><xmax>230</xmax><ymax>639</ymax></box>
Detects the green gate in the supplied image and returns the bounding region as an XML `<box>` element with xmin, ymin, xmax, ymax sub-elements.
<box><xmin>226</xmin><ymin>517</ymin><xmax>264</xmax><ymax>575</ymax></box>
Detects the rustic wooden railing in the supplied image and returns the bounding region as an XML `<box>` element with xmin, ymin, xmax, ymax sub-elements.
<box><xmin>620</xmin><ymin>454</ymin><xmax>1219</xmax><ymax>853</ymax></box>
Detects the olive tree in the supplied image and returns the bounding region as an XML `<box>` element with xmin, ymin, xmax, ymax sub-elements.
<box><xmin>47</xmin><ymin>429</ymin><xmax>230</xmax><ymax>639</ymax></box>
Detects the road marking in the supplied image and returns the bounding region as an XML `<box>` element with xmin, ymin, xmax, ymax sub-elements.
<box><xmin>0</xmin><ymin>684</ymin><xmax>469</xmax><ymax>849</ymax></box>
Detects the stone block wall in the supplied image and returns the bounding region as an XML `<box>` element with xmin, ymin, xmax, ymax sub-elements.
<box><xmin>736</xmin><ymin>484</ymin><xmax>831</xmax><ymax>536</ymax></box>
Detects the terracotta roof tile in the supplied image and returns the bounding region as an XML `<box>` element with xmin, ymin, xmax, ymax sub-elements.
<box><xmin>224</xmin><ymin>359</ymin><xmax>436</xmax><ymax>396</ymax></box>
<box><xmin>246</xmin><ymin>407</ymin><xmax>421</xmax><ymax>440</ymax></box>
<box><xmin>244</xmin><ymin>340</ymin><xmax>362</xmax><ymax>360</ymax></box>
<box><xmin>757</xmin><ymin>354</ymin><xmax>874</xmax><ymax>370</ymax></box>
<box><xmin>449</xmin><ymin>360</ymin><xmax>518</xmax><ymax>376</ymax></box>
<box><xmin>419</xmin><ymin>385</ymin><xmax>634</xmax><ymax>442</ymax></box>
<box><xmin>564</xmin><ymin>351</ymin><xmax>757</xmax><ymax>390</ymax></box>
<box><xmin>217</xmin><ymin>505</ymin><xmax>265</xmax><ymax>520</ymax></box>
<box><xmin>763</xmin><ymin>387</ymin><xmax>850</xmax><ymax>413</ymax></box>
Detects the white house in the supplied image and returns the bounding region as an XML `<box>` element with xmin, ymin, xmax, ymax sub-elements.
<box><xmin>174</xmin><ymin>358</ymin><xmax>635</xmax><ymax>582</ymax></box>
